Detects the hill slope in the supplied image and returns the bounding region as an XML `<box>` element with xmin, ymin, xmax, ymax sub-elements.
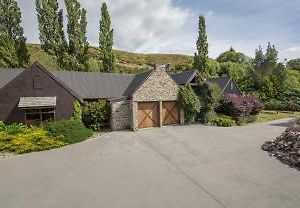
<box><xmin>27</xmin><ymin>44</ymin><xmax>193</xmax><ymax>73</ymax></box>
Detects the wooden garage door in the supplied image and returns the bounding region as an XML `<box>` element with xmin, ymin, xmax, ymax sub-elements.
<box><xmin>138</xmin><ymin>102</ymin><xmax>159</xmax><ymax>129</ymax></box>
<box><xmin>162</xmin><ymin>101</ymin><xmax>180</xmax><ymax>126</ymax></box>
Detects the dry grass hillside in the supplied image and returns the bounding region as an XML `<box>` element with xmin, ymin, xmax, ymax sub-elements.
<box><xmin>27</xmin><ymin>44</ymin><xmax>193</xmax><ymax>73</ymax></box>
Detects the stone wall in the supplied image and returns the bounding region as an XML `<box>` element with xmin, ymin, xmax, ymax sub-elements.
<box><xmin>110</xmin><ymin>100</ymin><xmax>131</xmax><ymax>131</ymax></box>
<box><xmin>131</xmin><ymin>65</ymin><xmax>180</xmax><ymax>131</ymax></box>
<box><xmin>132</xmin><ymin>65</ymin><xmax>179</xmax><ymax>102</ymax></box>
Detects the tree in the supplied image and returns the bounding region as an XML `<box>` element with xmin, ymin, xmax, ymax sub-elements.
<box><xmin>0</xmin><ymin>0</ymin><xmax>29</xmax><ymax>67</ymax></box>
<box><xmin>193</xmin><ymin>15</ymin><xmax>209</xmax><ymax>75</ymax></box>
<box><xmin>36</xmin><ymin>0</ymin><xmax>66</xmax><ymax>55</ymax></box>
<box><xmin>254</xmin><ymin>45</ymin><xmax>264</xmax><ymax>70</ymax></box>
<box><xmin>36</xmin><ymin>0</ymin><xmax>89</xmax><ymax>71</ymax></box>
<box><xmin>217</xmin><ymin>48</ymin><xmax>248</xmax><ymax>63</ymax></box>
<box><xmin>287</xmin><ymin>58</ymin><xmax>300</xmax><ymax>71</ymax></box>
<box><xmin>99</xmin><ymin>2</ymin><xmax>115</xmax><ymax>72</ymax></box>
<box><xmin>64</xmin><ymin>0</ymin><xmax>89</xmax><ymax>71</ymax></box>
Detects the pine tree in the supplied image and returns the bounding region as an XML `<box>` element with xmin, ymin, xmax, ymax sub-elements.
<box><xmin>0</xmin><ymin>0</ymin><xmax>29</xmax><ymax>67</ymax></box>
<box><xmin>64</xmin><ymin>0</ymin><xmax>89</xmax><ymax>71</ymax></box>
<box><xmin>99</xmin><ymin>2</ymin><xmax>115</xmax><ymax>72</ymax></box>
<box><xmin>36</xmin><ymin>0</ymin><xmax>66</xmax><ymax>55</ymax></box>
<box><xmin>193</xmin><ymin>15</ymin><xmax>208</xmax><ymax>75</ymax></box>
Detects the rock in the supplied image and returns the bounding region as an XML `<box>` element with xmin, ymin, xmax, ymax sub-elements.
<box><xmin>262</xmin><ymin>130</ymin><xmax>300</xmax><ymax>168</ymax></box>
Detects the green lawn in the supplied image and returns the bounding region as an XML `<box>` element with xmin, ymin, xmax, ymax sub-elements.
<box><xmin>257</xmin><ymin>110</ymin><xmax>300</xmax><ymax>123</ymax></box>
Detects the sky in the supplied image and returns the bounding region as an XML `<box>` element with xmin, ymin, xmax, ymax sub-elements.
<box><xmin>17</xmin><ymin>0</ymin><xmax>300</xmax><ymax>60</ymax></box>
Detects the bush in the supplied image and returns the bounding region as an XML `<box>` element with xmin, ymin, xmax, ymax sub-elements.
<box><xmin>0</xmin><ymin>126</ymin><xmax>66</xmax><ymax>154</ymax></box>
<box><xmin>179</xmin><ymin>86</ymin><xmax>201</xmax><ymax>123</ymax></box>
<box><xmin>0</xmin><ymin>122</ymin><xmax>27</xmax><ymax>135</ymax></box>
<box><xmin>73</xmin><ymin>100</ymin><xmax>82</xmax><ymax>122</ymax></box>
<box><xmin>265</xmin><ymin>99</ymin><xmax>300</xmax><ymax>112</ymax></box>
<box><xmin>209</xmin><ymin>115</ymin><xmax>235</xmax><ymax>127</ymax></box>
<box><xmin>265</xmin><ymin>99</ymin><xmax>285</xmax><ymax>111</ymax></box>
<box><xmin>43</xmin><ymin>120</ymin><xmax>93</xmax><ymax>144</ymax></box>
<box><xmin>217</xmin><ymin>95</ymin><xmax>264</xmax><ymax>124</ymax></box>
<box><xmin>82</xmin><ymin>100</ymin><xmax>111</xmax><ymax>131</ymax></box>
<box><xmin>193</xmin><ymin>80</ymin><xmax>215</xmax><ymax>123</ymax></box>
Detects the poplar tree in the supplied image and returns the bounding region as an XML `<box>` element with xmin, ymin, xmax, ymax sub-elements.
<box><xmin>193</xmin><ymin>15</ymin><xmax>208</xmax><ymax>75</ymax></box>
<box><xmin>99</xmin><ymin>2</ymin><xmax>115</xmax><ymax>72</ymax></box>
<box><xmin>36</xmin><ymin>0</ymin><xmax>66</xmax><ymax>55</ymax></box>
<box><xmin>36</xmin><ymin>0</ymin><xmax>89</xmax><ymax>71</ymax></box>
<box><xmin>62</xmin><ymin>0</ymin><xmax>89</xmax><ymax>71</ymax></box>
<box><xmin>0</xmin><ymin>0</ymin><xmax>29</xmax><ymax>67</ymax></box>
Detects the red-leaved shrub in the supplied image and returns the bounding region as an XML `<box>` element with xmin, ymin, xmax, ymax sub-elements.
<box><xmin>217</xmin><ymin>95</ymin><xmax>264</xmax><ymax>123</ymax></box>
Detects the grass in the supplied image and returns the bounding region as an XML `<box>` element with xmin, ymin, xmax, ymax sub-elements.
<box><xmin>27</xmin><ymin>44</ymin><xmax>193</xmax><ymax>73</ymax></box>
<box><xmin>257</xmin><ymin>110</ymin><xmax>300</xmax><ymax>123</ymax></box>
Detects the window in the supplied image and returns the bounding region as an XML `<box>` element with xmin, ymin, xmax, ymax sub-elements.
<box><xmin>25</xmin><ymin>108</ymin><xmax>55</xmax><ymax>124</ymax></box>
<box><xmin>230</xmin><ymin>82</ymin><xmax>234</xmax><ymax>90</ymax></box>
<box><xmin>33</xmin><ymin>75</ymin><xmax>42</xmax><ymax>89</ymax></box>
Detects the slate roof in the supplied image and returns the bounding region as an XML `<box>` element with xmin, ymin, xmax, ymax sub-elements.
<box><xmin>0</xmin><ymin>67</ymin><xmax>239</xmax><ymax>100</ymax></box>
<box><xmin>0</xmin><ymin>68</ymin><xmax>23</xmax><ymax>89</ymax></box>
<box><xmin>171</xmin><ymin>70</ymin><xmax>197</xmax><ymax>85</ymax></box>
<box><xmin>51</xmin><ymin>71</ymin><xmax>136</xmax><ymax>99</ymax></box>
<box><xmin>208</xmin><ymin>77</ymin><xmax>232</xmax><ymax>91</ymax></box>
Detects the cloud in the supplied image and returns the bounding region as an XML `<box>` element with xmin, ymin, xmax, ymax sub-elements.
<box><xmin>16</xmin><ymin>0</ymin><xmax>300</xmax><ymax>60</ymax></box>
<box><xmin>87</xmin><ymin>0</ymin><xmax>191</xmax><ymax>53</ymax></box>
<box><xmin>282</xmin><ymin>46</ymin><xmax>300</xmax><ymax>60</ymax></box>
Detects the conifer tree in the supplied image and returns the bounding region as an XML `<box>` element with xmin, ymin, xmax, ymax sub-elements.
<box><xmin>0</xmin><ymin>0</ymin><xmax>29</xmax><ymax>67</ymax></box>
<box><xmin>99</xmin><ymin>2</ymin><xmax>115</xmax><ymax>72</ymax></box>
<box><xmin>254</xmin><ymin>45</ymin><xmax>264</xmax><ymax>69</ymax></box>
<box><xmin>36</xmin><ymin>0</ymin><xmax>66</xmax><ymax>55</ymax></box>
<box><xmin>193</xmin><ymin>15</ymin><xmax>208</xmax><ymax>75</ymax></box>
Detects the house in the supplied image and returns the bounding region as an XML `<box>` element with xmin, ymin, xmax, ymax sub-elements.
<box><xmin>172</xmin><ymin>70</ymin><xmax>242</xmax><ymax>96</ymax></box>
<box><xmin>0</xmin><ymin>63</ymin><xmax>242</xmax><ymax>131</ymax></box>
<box><xmin>0</xmin><ymin>62</ymin><xmax>184</xmax><ymax>131</ymax></box>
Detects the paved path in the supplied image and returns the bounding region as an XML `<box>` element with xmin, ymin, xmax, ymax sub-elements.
<box><xmin>0</xmin><ymin>119</ymin><xmax>300</xmax><ymax>208</ymax></box>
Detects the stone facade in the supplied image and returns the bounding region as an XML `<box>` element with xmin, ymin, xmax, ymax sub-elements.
<box><xmin>110</xmin><ymin>99</ymin><xmax>131</xmax><ymax>131</ymax></box>
<box><xmin>131</xmin><ymin>65</ymin><xmax>182</xmax><ymax>131</ymax></box>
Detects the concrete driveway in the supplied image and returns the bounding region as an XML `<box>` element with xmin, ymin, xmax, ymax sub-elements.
<box><xmin>0</xmin><ymin>119</ymin><xmax>300</xmax><ymax>208</ymax></box>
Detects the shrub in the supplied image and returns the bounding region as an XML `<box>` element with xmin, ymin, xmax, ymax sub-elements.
<box><xmin>82</xmin><ymin>100</ymin><xmax>111</xmax><ymax>131</ymax></box>
<box><xmin>209</xmin><ymin>115</ymin><xmax>235</xmax><ymax>127</ymax></box>
<box><xmin>217</xmin><ymin>95</ymin><xmax>264</xmax><ymax>124</ymax></box>
<box><xmin>193</xmin><ymin>80</ymin><xmax>215</xmax><ymax>123</ymax></box>
<box><xmin>43</xmin><ymin>120</ymin><xmax>93</xmax><ymax>144</ymax></box>
<box><xmin>0</xmin><ymin>122</ymin><xmax>27</xmax><ymax>135</ymax></box>
<box><xmin>265</xmin><ymin>99</ymin><xmax>285</xmax><ymax>111</ymax></box>
<box><xmin>0</xmin><ymin>127</ymin><xmax>66</xmax><ymax>154</ymax></box>
<box><xmin>286</xmin><ymin>101</ymin><xmax>299</xmax><ymax>112</ymax></box>
<box><xmin>179</xmin><ymin>86</ymin><xmax>201</xmax><ymax>123</ymax></box>
<box><xmin>73</xmin><ymin>100</ymin><xmax>82</xmax><ymax>122</ymax></box>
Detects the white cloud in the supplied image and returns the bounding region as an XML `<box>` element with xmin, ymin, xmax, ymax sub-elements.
<box><xmin>80</xmin><ymin>0</ymin><xmax>191</xmax><ymax>53</ymax></box>
<box><xmin>282</xmin><ymin>46</ymin><xmax>300</xmax><ymax>60</ymax></box>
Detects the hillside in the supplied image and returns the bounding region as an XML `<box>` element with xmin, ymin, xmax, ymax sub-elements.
<box><xmin>27</xmin><ymin>44</ymin><xmax>193</xmax><ymax>73</ymax></box>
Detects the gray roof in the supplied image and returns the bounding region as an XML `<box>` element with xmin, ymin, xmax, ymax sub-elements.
<box><xmin>18</xmin><ymin>97</ymin><xmax>56</xmax><ymax>108</ymax></box>
<box><xmin>208</xmin><ymin>77</ymin><xmax>232</xmax><ymax>91</ymax></box>
<box><xmin>0</xmin><ymin>68</ymin><xmax>23</xmax><ymax>89</ymax></box>
<box><xmin>123</xmin><ymin>70</ymin><xmax>153</xmax><ymax>96</ymax></box>
<box><xmin>51</xmin><ymin>71</ymin><xmax>136</xmax><ymax>99</ymax></box>
<box><xmin>1</xmin><ymin>66</ymin><xmax>239</xmax><ymax>100</ymax></box>
<box><xmin>171</xmin><ymin>70</ymin><xmax>197</xmax><ymax>85</ymax></box>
